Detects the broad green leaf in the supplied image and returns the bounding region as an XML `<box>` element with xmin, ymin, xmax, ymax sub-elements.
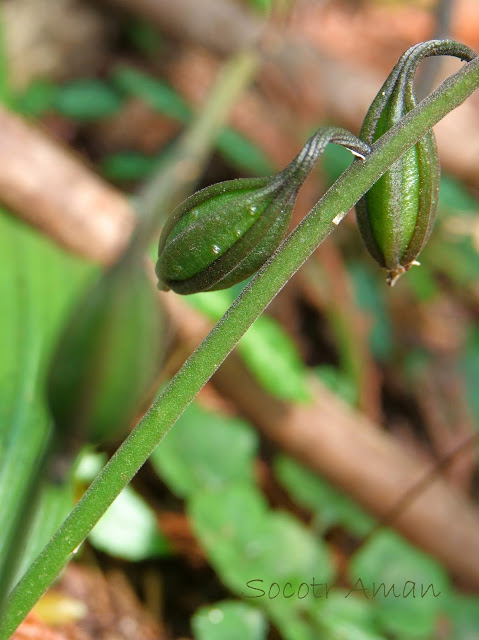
<box><xmin>349</xmin><ymin>530</ymin><xmax>450</xmax><ymax>639</ymax></box>
<box><xmin>245</xmin><ymin>0</ymin><xmax>274</xmax><ymax>14</ymax></box>
<box><xmin>427</xmin><ymin>235</ymin><xmax>479</xmax><ymax>289</ymax></box>
<box><xmin>14</xmin><ymin>481</ymin><xmax>75</xmax><ymax>584</ymax></box>
<box><xmin>404</xmin><ymin>262</ymin><xmax>439</xmax><ymax>301</ymax></box>
<box><xmin>186</xmin><ymin>288</ymin><xmax>237</xmax><ymax>318</ymax></box>
<box><xmin>89</xmin><ymin>486</ymin><xmax>169</xmax><ymax>560</ymax></box>
<box><xmin>150</xmin><ymin>403</ymin><xmax>258</xmax><ymax>497</ymax></box>
<box><xmin>187</xmin><ymin>290</ymin><xmax>310</xmax><ymax>402</ymax></box>
<box><xmin>189</xmin><ymin>484</ymin><xmax>334</xmax><ymax>640</ymax></box>
<box><xmin>192</xmin><ymin>600</ymin><xmax>268</xmax><ymax>640</ymax></box>
<box><xmin>76</xmin><ymin>452</ymin><xmax>169</xmax><ymax>561</ymax></box>
<box><xmin>189</xmin><ymin>484</ymin><xmax>270</xmax><ymax>593</ymax></box>
<box><xmin>0</xmin><ymin>211</ymin><xmax>91</xmax><ymax>600</ymax></box>
<box><xmin>445</xmin><ymin>593</ymin><xmax>479</xmax><ymax>640</ymax></box>
<box><xmin>438</xmin><ymin>175</ymin><xmax>478</xmax><ymax>214</ymax></box>
<box><xmin>239</xmin><ymin>315</ymin><xmax>311</xmax><ymax>402</ymax></box>
<box><xmin>311</xmin><ymin>590</ymin><xmax>386</xmax><ymax>640</ymax></box>
<box><xmin>55</xmin><ymin>79</ymin><xmax>123</xmax><ymax>120</ymax></box>
<box><xmin>274</xmin><ymin>455</ymin><xmax>375</xmax><ymax>536</ymax></box>
<box><xmin>261</xmin><ymin>510</ymin><xmax>335</xmax><ymax>592</ymax></box>
<box><xmin>14</xmin><ymin>79</ymin><xmax>58</xmax><ymax>117</ymax></box>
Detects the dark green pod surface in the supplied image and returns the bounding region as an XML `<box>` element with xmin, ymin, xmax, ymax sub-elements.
<box><xmin>157</xmin><ymin>128</ymin><xmax>370</xmax><ymax>294</ymax></box>
<box><xmin>47</xmin><ymin>255</ymin><xmax>166</xmax><ymax>448</ymax></box>
<box><xmin>356</xmin><ymin>39</ymin><xmax>476</xmax><ymax>285</ymax></box>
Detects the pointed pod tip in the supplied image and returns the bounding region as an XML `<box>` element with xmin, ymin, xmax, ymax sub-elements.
<box><xmin>387</xmin><ymin>266</ymin><xmax>406</xmax><ymax>287</ymax></box>
<box><xmin>386</xmin><ymin>260</ymin><xmax>421</xmax><ymax>286</ymax></box>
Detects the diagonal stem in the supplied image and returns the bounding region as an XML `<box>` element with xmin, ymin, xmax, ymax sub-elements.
<box><xmin>1</xmin><ymin>54</ymin><xmax>478</xmax><ymax>640</ymax></box>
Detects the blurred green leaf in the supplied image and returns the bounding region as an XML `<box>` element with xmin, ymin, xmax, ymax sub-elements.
<box><xmin>125</xmin><ymin>19</ymin><xmax>162</xmax><ymax>56</ymax></box>
<box><xmin>239</xmin><ymin>314</ymin><xmax>311</xmax><ymax>403</ymax></box>
<box><xmin>76</xmin><ymin>452</ymin><xmax>169</xmax><ymax>560</ymax></box>
<box><xmin>100</xmin><ymin>150</ymin><xmax>163</xmax><ymax>182</ymax></box>
<box><xmin>274</xmin><ymin>455</ymin><xmax>375</xmax><ymax>536</ymax></box>
<box><xmin>0</xmin><ymin>210</ymin><xmax>91</xmax><ymax>598</ymax></box>
<box><xmin>189</xmin><ymin>483</ymin><xmax>334</xmax><ymax>640</ymax></box>
<box><xmin>403</xmin><ymin>263</ymin><xmax>439</xmax><ymax>301</ymax></box>
<box><xmin>217</xmin><ymin>128</ymin><xmax>274</xmax><ymax>176</ymax></box>
<box><xmin>112</xmin><ymin>66</ymin><xmax>191</xmax><ymax>122</ymax></box>
<box><xmin>55</xmin><ymin>79</ymin><xmax>123</xmax><ymax>121</ymax></box>
<box><xmin>245</xmin><ymin>0</ymin><xmax>274</xmax><ymax>14</ymax></box>
<box><xmin>187</xmin><ymin>289</ymin><xmax>310</xmax><ymax>402</ymax></box>
<box><xmin>438</xmin><ymin>175</ymin><xmax>478</xmax><ymax>214</ymax></box>
<box><xmin>192</xmin><ymin>600</ymin><xmax>268</xmax><ymax>640</ymax></box>
<box><xmin>14</xmin><ymin>480</ymin><xmax>75</xmax><ymax>585</ymax></box>
<box><xmin>311</xmin><ymin>590</ymin><xmax>386</xmax><ymax>640</ymax></box>
<box><xmin>89</xmin><ymin>486</ymin><xmax>169</xmax><ymax>560</ymax></box>
<box><xmin>348</xmin><ymin>261</ymin><xmax>393</xmax><ymax>362</ymax></box>
<box><xmin>350</xmin><ymin>530</ymin><xmax>450</xmax><ymax>639</ymax></box>
<box><xmin>315</xmin><ymin>365</ymin><xmax>358</xmax><ymax>407</ymax></box>
<box><xmin>14</xmin><ymin>79</ymin><xmax>58</xmax><ymax>117</ymax></box>
<box><xmin>427</xmin><ymin>235</ymin><xmax>479</xmax><ymax>288</ymax></box>
<box><xmin>186</xmin><ymin>288</ymin><xmax>237</xmax><ymax>318</ymax></box>
<box><xmin>150</xmin><ymin>402</ymin><xmax>258</xmax><ymax>498</ymax></box>
<box><xmin>445</xmin><ymin>593</ymin><xmax>479</xmax><ymax>640</ymax></box>
<box><xmin>189</xmin><ymin>483</ymin><xmax>269</xmax><ymax>592</ymax></box>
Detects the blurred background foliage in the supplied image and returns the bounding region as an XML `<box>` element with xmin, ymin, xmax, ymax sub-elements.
<box><xmin>1</xmin><ymin>0</ymin><xmax>479</xmax><ymax>638</ymax></box>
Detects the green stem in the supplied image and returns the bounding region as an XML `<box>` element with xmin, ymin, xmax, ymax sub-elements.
<box><xmin>1</xmin><ymin>54</ymin><xmax>478</xmax><ymax>640</ymax></box>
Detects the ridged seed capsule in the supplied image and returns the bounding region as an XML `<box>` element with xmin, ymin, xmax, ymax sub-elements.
<box><xmin>156</xmin><ymin>127</ymin><xmax>370</xmax><ymax>294</ymax></box>
<box><xmin>356</xmin><ymin>39</ymin><xmax>476</xmax><ymax>285</ymax></box>
<box><xmin>47</xmin><ymin>255</ymin><xmax>166</xmax><ymax>449</ymax></box>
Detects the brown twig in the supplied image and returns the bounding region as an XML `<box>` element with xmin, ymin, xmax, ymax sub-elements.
<box><xmin>0</xmin><ymin>106</ymin><xmax>133</xmax><ymax>264</ymax></box>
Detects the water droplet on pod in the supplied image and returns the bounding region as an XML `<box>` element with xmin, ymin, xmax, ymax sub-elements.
<box><xmin>212</xmin><ymin>244</ymin><xmax>221</xmax><ymax>254</ymax></box>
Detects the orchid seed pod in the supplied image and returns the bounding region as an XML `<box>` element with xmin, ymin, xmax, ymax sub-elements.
<box><xmin>356</xmin><ymin>39</ymin><xmax>476</xmax><ymax>286</ymax></box>
<box><xmin>47</xmin><ymin>254</ymin><xmax>166</xmax><ymax>448</ymax></box>
<box><xmin>156</xmin><ymin>127</ymin><xmax>370</xmax><ymax>294</ymax></box>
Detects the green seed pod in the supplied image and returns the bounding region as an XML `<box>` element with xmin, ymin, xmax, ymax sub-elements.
<box><xmin>356</xmin><ymin>39</ymin><xmax>476</xmax><ymax>285</ymax></box>
<box><xmin>156</xmin><ymin>127</ymin><xmax>370</xmax><ymax>294</ymax></box>
<box><xmin>47</xmin><ymin>254</ymin><xmax>166</xmax><ymax>449</ymax></box>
